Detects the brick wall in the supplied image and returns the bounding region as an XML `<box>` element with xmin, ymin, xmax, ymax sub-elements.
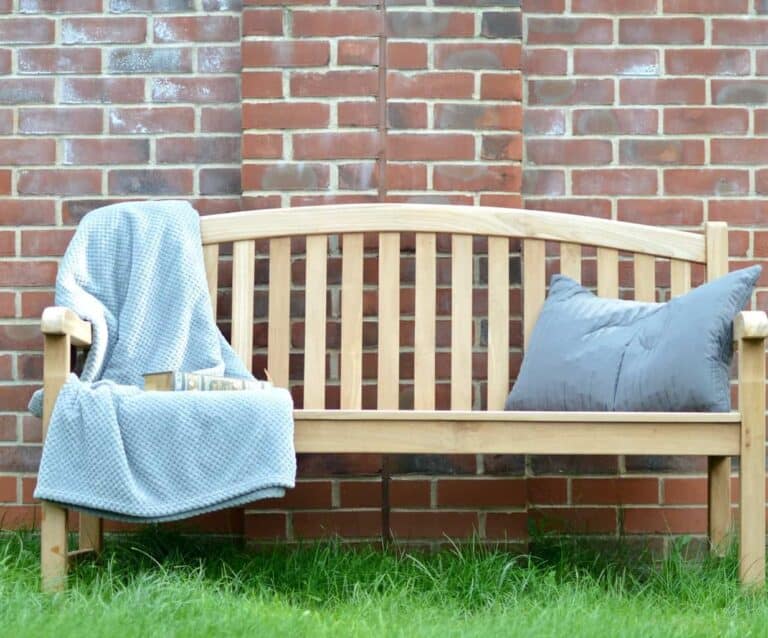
<box><xmin>1</xmin><ymin>1</ymin><xmax>767</xmax><ymax>549</ymax></box>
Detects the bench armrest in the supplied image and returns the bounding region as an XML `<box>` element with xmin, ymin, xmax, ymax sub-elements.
<box><xmin>41</xmin><ymin>306</ymin><xmax>92</xmax><ymax>347</ymax></box>
<box><xmin>734</xmin><ymin>311</ymin><xmax>768</xmax><ymax>341</ymax></box>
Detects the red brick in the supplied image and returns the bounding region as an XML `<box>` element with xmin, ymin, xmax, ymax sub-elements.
<box><xmin>524</xmin><ymin>109</ymin><xmax>566</xmax><ymax>136</ymax></box>
<box><xmin>522</xmin><ymin>0</ymin><xmax>565</xmax><ymax>11</ymax></box>
<box><xmin>0</xmin><ymin>199</ymin><xmax>55</xmax><ymax>225</ymax></box>
<box><xmin>620</xmin><ymin>18</ymin><xmax>704</xmax><ymax>44</ymax></box>
<box><xmin>0</xmin><ymin>110</ymin><xmax>12</xmax><ymax>135</ymax></box>
<box><xmin>200</xmin><ymin>169</ymin><xmax>239</xmax><ymax>196</ymax></box>
<box><xmin>713</xmin><ymin>19</ymin><xmax>768</xmax><ymax>45</ymax></box>
<box><xmin>573</xmin><ymin>478</ymin><xmax>658</xmax><ymax>505</ymax></box>
<box><xmin>757</xmin><ymin>169</ymin><xmax>768</xmax><ymax>195</ymax></box>
<box><xmin>529</xmin><ymin>79</ymin><xmax>614</xmax><ymax>106</ymax></box>
<box><xmin>0</xmin><ymin>18</ymin><xmax>54</xmax><ymax>43</ymax></box>
<box><xmin>242</xmin><ymin>40</ymin><xmax>330</xmax><ymax>67</ymax></box>
<box><xmin>0</xmin><ymin>49</ymin><xmax>10</xmax><ymax>74</ymax></box>
<box><xmin>242</xmin><ymin>9</ymin><xmax>283</xmax><ymax>36</ymax></box>
<box><xmin>338</xmin><ymin>38</ymin><xmax>378</xmax><ymax>66</ymax></box>
<box><xmin>21</xmin><ymin>229</ymin><xmax>74</xmax><ymax>256</ymax></box>
<box><xmin>108</xmin><ymin>169</ymin><xmax>193</xmax><ymax>196</ymax></box>
<box><xmin>527</xmin><ymin>139</ymin><xmax>612</xmax><ymax>166</ymax></box>
<box><xmin>617</xmin><ymin>199</ymin><xmax>703</xmax><ymax>226</ymax></box>
<box><xmin>523</xmin><ymin>168</ymin><xmax>563</xmax><ymax>195</ymax></box>
<box><xmin>0</xmin><ymin>414</ymin><xmax>14</xmax><ymax>441</ymax></box>
<box><xmin>0</xmin><ymin>507</ymin><xmax>38</xmax><ymax>530</ymax></box>
<box><xmin>63</xmin><ymin>139</ymin><xmax>149</xmax><ymax>165</ymax></box>
<box><xmin>294</xmin><ymin>510</ymin><xmax>381</xmax><ymax>538</ymax></box>
<box><xmin>389</xmin><ymin>511</ymin><xmax>478</xmax><ymax>539</ymax></box>
<box><xmin>0</xmin><ymin>170</ymin><xmax>8</xmax><ymax>195</ymax></box>
<box><xmin>663</xmin><ymin>478</ymin><xmax>707</xmax><ymax>505</ymax></box>
<box><xmin>385</xmin><ymin>11</ymin><xmax>474</xmax><ymax>38</ymax></box>
<box><xmin>0</xmin><ymin>78</ymin><xmax>54</xmax><ymax>105</ymax></box>
<box><xmin>522</xmin><ymin>48</ymin><xmax>567</xmax><ymax>76</ymax></box>
<box><xmin>480</xmin><ymin>73</ymin><xmax>522</xmax><ymax>100</ymax></box>
<box><xmin>435</xmin><ymin>103</ymin><xmax>521</xmax><ymax>130</ymax></box>
<box><xmin>619</xmin><ymin>139</ymin><xmax>704</xmax><ymax>165</ymax></box>
<box><xmin>527</xmin><ymin>478</ymin><xmax>568</xmax><ymax>505</ymax></box>
<box><xmin>18</xmin><ymin>169</ymin><xmax>101</xmax><ymax>196</ymax></box>
<box><xmin>528</xmin><ymin>17</ymin><xmax>612</xmax><ymax>44</ymax></box>
<box><xmin>0</xmin><ymin>259</ymin><xmax>57</xmax><ymax>286</ymax></box>
<box><xmin>109</xmin><ymin>107</ymin><xmax>195</xmax><ymax>133</ymax></box>
<box><xmin>387</xmin><ymin>133</ymin><xmax>474</xmax><ymax>160</ymax></box>
<box><xmin>574</xmin><ymin>49</ymin><xmax>659</xmax><ymax>76</ymax></box>
<box><xmin>339</xmin><ymin>101</ymin><xmax>378</xmax><ymax>127</ymax></box>
<box><xmin>21</xmin><ymin>290</ymin><xmax>53</xmax><ymax>317</ymax></box>
<box><xmin>157</xmin><ymin>137</ymin><xmax>239</xmax><ymax>164</ymax></box>
<box><xmin>574</xmin><ymin>0</ymin><xmax>657</xmax><ymax>10</ymax></box>
<box><xmin>61</xmin><ymin>17</ymin><xmax>147</xmax><ymax>44</ymax></box>
<box><xmin>623</xmin><ymin>507</ymin><xmax>706</xmax><ymax>534</ymax></box>
<box><xmin>153</xmin><ymin>16</ymin><xmax>239</xmax><ymax>42</ymax></box>
<box><xmin>243</xmin><ymin>103</ymin><xmax>329</xmax><ymax>129</ymax></box>
<box><xmin>19</xmin><ymin>107</ymin><xmax>102</xmax><ymax>134</ymax></box>
<box><xmin>0</xmin><ymin>138</ymin><xmax>55</xmax><ymax>165</ymax></box>
<box><xmin>19</xmin><ymin>0</ymin><xmax>101</xmax><ymax>10</ymax></box>
<box><xmin>712</xmin><ymin>80</ymin><xmax>768</xmax><ymax>105</ymax></box>
<box><xmin>758</xmin><ymin>51</ymin><xmax>768</xmax><ymax>76</ymax></box>
<box><xmin>573</xmin><ymin>169</ymin><xmax>657</xmax><ymax>195</ymax></box>
<box><xmin>1</xmin><ymin>475</ymin><xmax>18</xmax><ymax>501</ymax></box>
<box><xmin>620</xmin><ymin>78</ymin><xmax>705</xmax><ymax>105</ymax></box>
<box><xmin>293</xmin><ymin>9</ymin><xmax>381</xmax><ymax>36</ymax></box>
<box><xmin>573</xmin><ymin>108</ymin><xmax>658</xmax><ymax>135</ymax></box>
<box><xmin>151</xmin><ymin>77</ymin><xmax>238</xmax><ymax>103</ymax></box>
<box><xmin>387</xmin><ymin>42</ymin><xmax>427</xmax><ymax>69</ymax></box>
<box><xmin>485</xmin><ymin>512</ymin><xmax>528</xmax><ymax>539</ymax></box>
<box><xmin>18</xmin><ymin>48</ymin><xmax>100</xmax><ymax>74</ymax></box>
<box><xmin>0</xmin><ymin>324</ymin><xmax>42</xmax><ymax>349</ymax></box>
<box><xmin>339</xmin><ymin>480</ymin><xmax>381</xmax><ymax>507</ymax></box>
<box><xmin>481</xmin><ymin>134</ymin><xmax>522</xmax><ymax>161</ymax></box>
<box><xmin>387</xmin><ymin>102</ymin><xmax>426</xmax><ymax>129</ymax></box>
<box><xmin>242</xmin><ymin>71</ymin><xmax>282</xmax><ymax>99</ymax></box>
<box><xmin>242</xmin><ymin>134</ymin><xmax>283</xmax><ymax>159</ymax></box>
<box><xmin>665</xmin><ymin>169</ymin><xmax>749</xmax><ymax>196</ymax></box>
<box><xmin>291</xmin><ymin>71</ymin><xmax>378</xmax><ymax>97</ymax></box>
<box><xmin>201</xmin><ymin>107</ymin><xmax>240</xmax><ymax>133</ymax></box>
<box><xmin>434</xmin><ymin>42</ymin><xmax>521</xmax><ymax>70</ymax></box>
<box><xmin>61</xmin><ymin>78</ymin><xmax>145</xmax><ymax>104</ymax></box>
<box><xmin>664</xmin><ymin>0</ymin><xmax>747</xmax><ymax>11</ymax></box>
<box><xmin>387</xmin><ymin>72</ymin><xmax>474</xmax><ymax>99</ymax></box>
<box><xmin>391</xmin><ymin>479</ymin><xmax>431</xmax><ymax>507</ymax></box>
<box><xmin>664</xmin><ymin>107</ymin><xmax>748</xmax><ymax>134</ymax></box>
<box><xmin>243</xmin><ymin>512</ymin><xmax>286</xmax><ymax>539</ymax></box>
<box><xmin>712</xmin><ymin>139</ymin><xmax>768</xmax><ymax>165</ymax></box>
<box><xmin>0</xmin><ymin>231</ymin><xmax>13</xmax><ymax>256</ymax></box>
<box><xmin>666</xmin><ymin>49</ymin><xmax>750</xmax><ymax>76</ymax></box>
<box><xmin>242</xmin><ymin>164</ymin><xmax>330</xmax><ymax>191</ymax></box>
<box><xmin>434</xmin><ymin>164</ymin><xmax>521</xmax><ymax>192</ymax></box>
<box><xmin>710</xmin><ymin>200</ymin><xmax>768</xmax><ymax>225</ymax></box>
<box><xmin>530</xmin><ymin>507</ymin><xmax>616</xmax><ymax>534</ymax></box>
<box><xmin>294</xmin><ymin>132</ymin><xmax>379</xmax><ymax>160</ymax></box>
<box><xmin>438</xmin><ymin>479</ymin><xmax>525</xmax><ymax>507</ymax></box>
<box><xmin>198</xmin><ymin>46</ymin><xmax>240</xmax><ymax>74</ymax></box>
<box><xmin>258</xmin><ymin>480</ymin><xmax>333</xmax><ymax>509</ymax></box>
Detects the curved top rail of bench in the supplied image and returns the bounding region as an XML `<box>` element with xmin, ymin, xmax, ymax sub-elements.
<box><xmin>200</xmin><ymin>204</ymin><xmax>708</xmax><ymax>262</ymax></box>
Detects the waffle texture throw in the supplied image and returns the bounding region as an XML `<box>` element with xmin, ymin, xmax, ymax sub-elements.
<box><xmin>29</xmin><ymin>201</ymin><xmax>295</xmax><ymax>522</ymax></box>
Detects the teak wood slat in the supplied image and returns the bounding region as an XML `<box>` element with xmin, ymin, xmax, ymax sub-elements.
<box><xmin>523</xmin><ymin>238</ymin><xmax>545</xmax><ymax>349</ymax></box>
<box><xmin>451</xmin><ymin>234</ymin><xmax>473</xmax><ymax>410</ymax></box>
<box><xmin>414</xmin><ymin>233</ymin><xmax>436</xmax><ymax>410</ymax></box>
<box><xmin>634</xmin><ymin>253</ymin><xmax>655</xmax><ymax>302</ymax></box>
<box><xmin>377</xmin><ymin>233</ymin><xmax>400</xmax><ymax>409</ymax></box>
<box><xmin>597</xmin><ymin>248</ymin><xmax>619</xmax><ymax>298</ymax></box>
<box><xmin>670</xmin><ymin>260</ymin><xmax>691</xmax><ymax>297</ymax></box>
<box><xmin>231</xmin><ymin>240</ymin><xmax>255</xmax><ymax>373</ymax></box>
<box><xmin>340</xmin><ymin>234</ymin><xmax>363</xmax><ymax>410</ymax></box>
<box><xmin>560</xmin><ymin>242</ymin><xmax>581</xmax><ymax>281</ymax></box>
<box><xmin>303</xmin><ymin>235</ymin><xmax>327</xmax><ymax>409</ymax></box>
<box><xmin>487</xmin><ymin>237</ymin><xmax>510</xmax><ymax>410</ymax></box>
<box><xmin>202</xmin><ymin>243</ymin><xmax>219</xmax><ymax>318</ymax></box>
<box><xmin>268</xmin><ymin>238</ymin><xmax>291</xmax><ymax>388</ymax></box>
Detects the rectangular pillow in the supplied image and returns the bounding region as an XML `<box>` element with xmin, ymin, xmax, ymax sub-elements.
<box><xmin>505</xmin><ymin>265</ymin><xmax>761</xmax><ymax>412</ymax></box>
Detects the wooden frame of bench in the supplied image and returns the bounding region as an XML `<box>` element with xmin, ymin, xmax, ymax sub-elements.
<box><xmin>38</xmin><ymin>204</ymin><xmax>767</xmax><ymax>591</ymax></box>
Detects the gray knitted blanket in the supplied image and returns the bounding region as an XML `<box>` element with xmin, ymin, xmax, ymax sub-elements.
<box><xmin>29</xmin><ymin>201</ymin><xmax>295</xmax><ymax>522</ymax></box>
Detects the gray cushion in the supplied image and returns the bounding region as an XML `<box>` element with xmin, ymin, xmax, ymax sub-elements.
<box><xmin>505</xmin><ymin>265</ymin><xmax>761</xmax><ymax>412</ymax></box>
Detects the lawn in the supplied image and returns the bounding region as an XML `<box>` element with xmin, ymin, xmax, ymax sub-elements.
<box><xmin>1</xmin><ymin>529</ymin><xmax>766</xmax><ymax>638</ymax></box>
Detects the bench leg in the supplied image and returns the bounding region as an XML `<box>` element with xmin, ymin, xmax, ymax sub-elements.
<box><xmin>41</xmin><ymin>501</ymin><xmax>68</xmax><ymax>592</ymax></box>
<box><xmin>738</xmin><ymin>337</ymin><xmax>766</xmax><ymax>587</ymax></box>
<box><xmin>79</xmin><ymin>513</ymin><xmax>103</xmax><ymax>553</ymax></box>
<box><xmin>708</xmin><ymin>456</ymin><xmax>731</xmax><ymax>556</ymax></box>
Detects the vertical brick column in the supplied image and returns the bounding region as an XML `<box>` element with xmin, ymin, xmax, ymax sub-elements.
<box><xmin>522</xmin><ymin>1</ymin><xmax>768</xmax><ymax>547</ymax></box>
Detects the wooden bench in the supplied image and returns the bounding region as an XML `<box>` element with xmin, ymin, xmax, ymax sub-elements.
<box><xmin>38</xmin><ymin>204</ymin><xmax>767</xmax><ymax>590</ymax></box>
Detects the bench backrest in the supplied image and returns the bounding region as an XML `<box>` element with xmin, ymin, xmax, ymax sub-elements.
<box><xmin>199</xmin><ymin>204</ymin><xmax>728</xmax><ymax>411</ymax></box>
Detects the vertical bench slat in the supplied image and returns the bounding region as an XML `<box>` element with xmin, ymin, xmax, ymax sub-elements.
<box><xmin>487</xmin><ymin>236</ymin><xmax>509</xmax><ymax>410</ymax></box>
<box><xmin>634</xmin><ymin>253</ymin><xmax>655</xmax><ymax>302</ymax></box>
<box><xmin>523</xmin><ymin>239</ymin><xmax>545</xmax><ymax>350</ymax></box>
<box><xmin>451</xmin><ymin>234</ymin><xmax>473</xmax><ymax>410</ymax></box>
<box><xmin>341</xmin><ymin>233</ymin><xmax>364</xmax><ymax>409</ymax></box>
<box><xmin>231</xmin><ymin>240</ymin><xmax>255</xmax><ymax>372</ymax></box>
<box><xmin>202</xmin><ymin>244</ymin><xmax>219</xmax><ymax>318</ymax></box>
<box><xmin>597</xmin><ymin>248</ymin><xmax>619</xmax><ymax>298</ymax></box>
<box><xmin>414</xmin><ymin>233</ymin><xmax>436</xmax><ymax>410</ymax></box>
<box><xmin>378</xmin><ymin>233</ymin><xmax>400</xmax><ymax>409</ymax></box>
<box><xmin>268</xmin><ymin>237</ymin><xmax>291</xmax><ymax>388</ymax></box>
<box><xmin>304</xmin><ymin>235</ymin><xmax>327</xmax><ymax>409</ymax></box>
<box><xmin>560</xmin><ymin>242</ymin><xmax>582</xmax><ymax>281</ymax></box>
<box><xmin>670</xmin><ymin>260</ymin><xmax>691</xmax><ymax>298</ymax></box>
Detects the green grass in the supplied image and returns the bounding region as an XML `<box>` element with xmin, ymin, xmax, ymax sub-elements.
<box><xmin>1</xmin><ymin>529</ymin><xmax>766</xmax><ymax>638</ymax></box>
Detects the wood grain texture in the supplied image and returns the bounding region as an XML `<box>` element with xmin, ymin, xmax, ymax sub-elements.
<box><xmin>560</xmin><ymin>242</ymin><xmax>581</xmax><ymax>281</ymax></box>
<box><xmin>268</xmin><ymin>237</ymin><xmax>291</xmax><ymax>388</ymax></box>
<box><xmin>451</xmin><ymin>234</ymin><xmax>473</xmax><ymax>410</ymax></box>
<box><xmin>523</xmin><ymin>239</ymin><xmax>545</xmax><ymax>349</ymax></box>
<box><xmin>634</xmin><ymin>253</ymin><xmax>655</xmax><ymax>302</ymax></box>
<box><xmin>597</xmin><ymin>248</ymin><xmax>619</xmax><ymax>298</ymax></box>
<box><xmin>231</xmin><ymin>240</ymin><xmax>255</xmax><ymax>373</ymax></box>
<box><xmin>303</xmin><ymin>235</ymin><xmax>327</xmax><ymax>409</ymax></box>
<box><xmin>340</xmin><ymin>234</ymin><xmax>363</xmax><ymax>410</ymax></box>
<box><xmin>670</xmin><ymin>260</ymin><xmax>691</xmax><ymax>298</ymax></box>
<box><xmin>487</xmin><ymin>236</ymin><xmax>509</xmax><ymax>410</ymax></box>
<box><xmin>202</xmin><ymin>243</ymin><xmax>219</xmax><ymax>318</ymax></box>
<box><xmin>414</xmin><ymin>233</ymin><xmax>436</xmax><ymax>410</ymax></box>
<box><xmin>377</xmin><ymin>233</ymin><xmax>400</xmax><ymax>409</ymax></box>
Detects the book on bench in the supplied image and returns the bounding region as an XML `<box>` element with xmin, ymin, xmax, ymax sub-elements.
<box><xmin>143</xmin><ymin>370</ymin><xmax>273</xmax><ymax>392</ymax></box>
